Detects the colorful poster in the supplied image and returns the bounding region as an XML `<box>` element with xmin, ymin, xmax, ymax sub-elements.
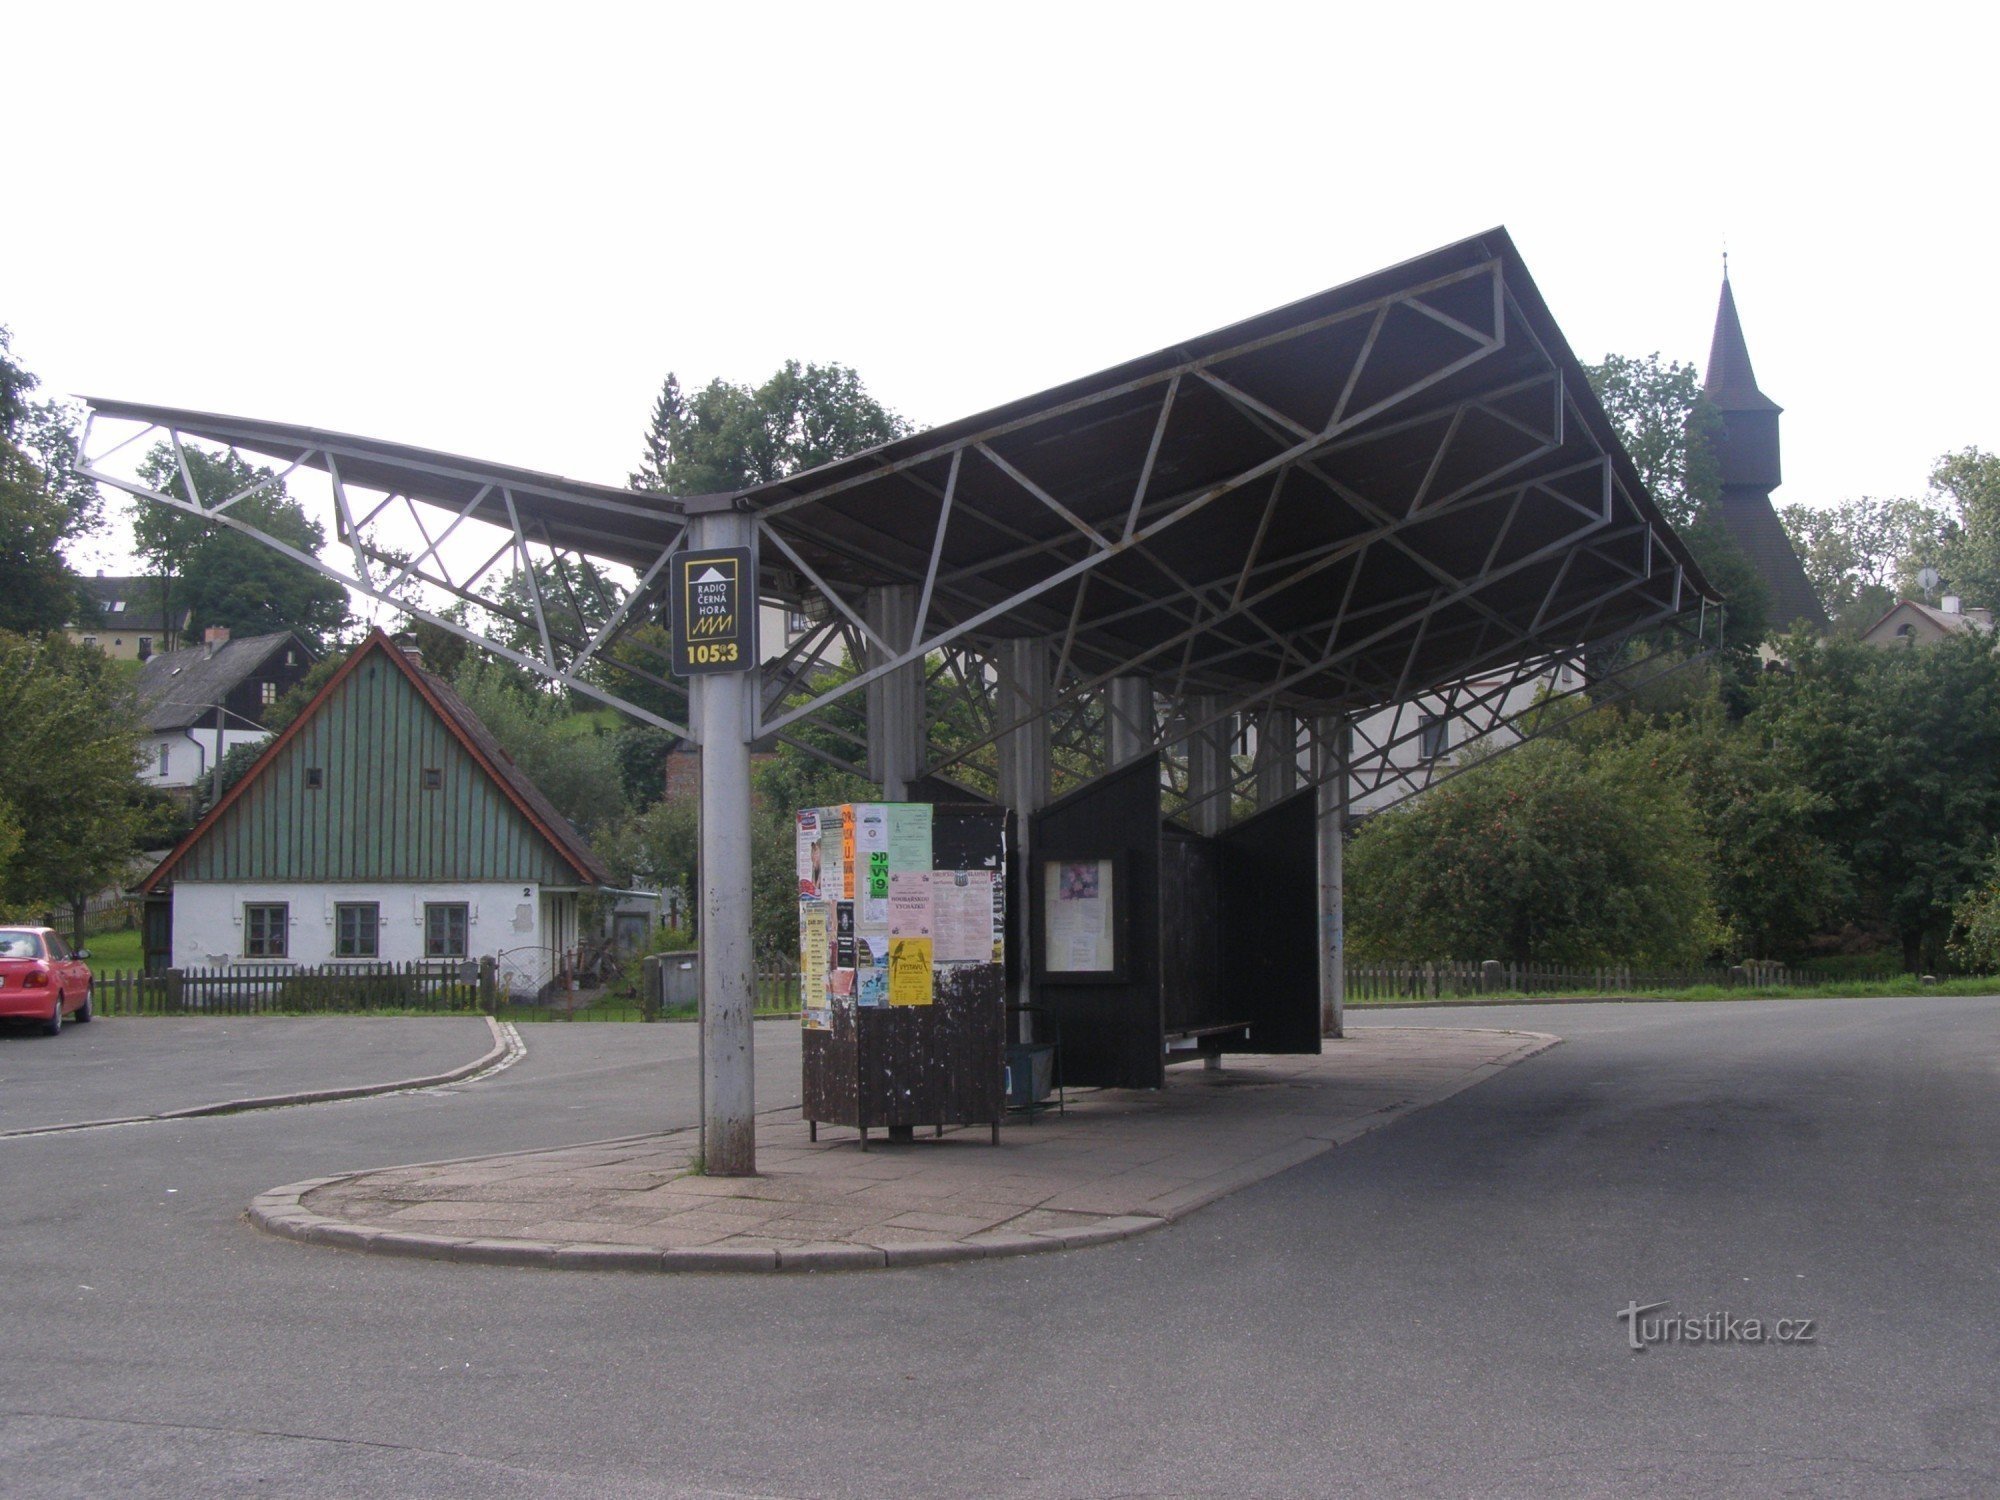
<box><xmin>933</xmin><ymin>871</ymin><xmax>995</xmax><ymax>963</ymax></box>
<box><xmin>796</xmin><ymin>811</ymin><xmax>823</xmax><ymax>898</ymax></box>
<box><xmin>888</xmin><ymin>936</ymin><xmax>934</xmax><ymax>1005</ymax></box>
<box><xmin>1044</xmin><ymin>858</ymin><xmax>1115</xmax><ymax>973</ymax></box>
<box><xmin>888</xmin><ymin>870</ymin><xmax>933</xmax><ymax>940</ymax></box>
<box><xmin>835</xmin><ymin>901</ymin><xmax>856</xmax><ymax>969</ymax></box>
<box><xmin>887</xmin><ymin>803</ymin><xmax>933</xmax><ymax>872</ymax></box>
<box><xmin>857</xmin><ymin>968</ymin><xmax>888</xmax><ymax>1007</ymax></box>
<box><xmin>801</xmin><ymin>898</ymin><xmax>832</xmax><ymax>1028</ymax></box>
<box><xmin>840</xmin><ymin>805</ymin><xmax>857</xmax><ymax>900</ymax></box>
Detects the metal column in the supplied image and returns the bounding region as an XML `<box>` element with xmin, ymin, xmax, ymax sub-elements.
<box><xmin>997</xmin><ymin>638</ymin><xmax>1053</xmax><ymax>1022</ymax></box>
<box><xmin>1186</xmin><ymin>695</ymin><xmax>1232</xmax><ymax>837</ymax></box>
<box><xmin>1107</xmin><ymin>674</ymin><xmax>1154</xmax><ymax>767</ymax></box>
<box><xmin>865</xmin><ymin>584</ymin><xmax>923</xmax><ymax>800</ymax></box>
<box><xmin>690</xmin><ymin>509</ymin><xmax>758</xmax><ymax>1175</ymax></box>
<box><xmin>1255</xmin><ymin>708</ymin><xmax>1298</xmax><ymax>807</ymax></box>
<box><xmin>1314</xmin><ymin>715</ymin><xmax>1348</xmax><ymax>1038</ymax></box>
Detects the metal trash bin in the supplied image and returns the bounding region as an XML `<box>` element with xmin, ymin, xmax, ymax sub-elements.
<box><xmin>1005</xmin><ymin>1042</ymin><xmax>1055</xmax><ymax>1108</ymax></box>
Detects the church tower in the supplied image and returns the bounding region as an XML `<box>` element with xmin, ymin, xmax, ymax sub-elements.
<box><xmin>1703</xmin><ymin>270</ymin><xmax>1828</xmax><ymax>632</ymax></box>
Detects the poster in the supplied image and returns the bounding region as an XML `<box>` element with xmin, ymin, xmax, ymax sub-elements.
<box><xmin>835</xmin><ymin>901</ymin><xmax>856</xmax><ymax>969</ymax></box>
<box><xmin>887</xmin><ymin>803</ymin><xmax>933</xmax><ymax>872</ymax></box>
<box><xmin>991</xmin><ymin>874</ymin><xmax>1007</xmax><ymax>964</ymax></box>
<box><xmin>1043</xmin><ymin>858</ymin><xmax>1116</xmax><ymax>973</ymax></box>
<box><xmin>888</xmin><ymin>935</ymin><xmax>934</xmax><ymax>1005</ymax></box>
<box><xmin>840</xmin><ymin>805</ymin><xmax>857</xmax><ymax>900</ymax></box>
<box><xmin>933</xmin><ymin>871</ymin><xmax>995</xmax><ymax>963</ymax></box>
<box><xmin>858</xmin><ymin>933</ymin><xmax>888</xmax><ymax>1007</ymax></box>
<box><xmin>887</xmin><ymin>870</ymin><xmax>933</xmax><ymax>940</ymax></box>
<box><xmin>795</xmin><ymin>811</ymin><xmax>823</xmax><ymax>898</ymax></box>
<box><xmin>855</xmin><ymin>803</ymin><xmax>888</xmax><ymax>855</ymax></box>
<box><xmin>800</xmin><ymin>899</ymin><xmax>832</xmax><ymax>1028</ymax></box>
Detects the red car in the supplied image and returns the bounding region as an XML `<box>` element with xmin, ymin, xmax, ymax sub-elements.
<box><xmin>0</xmin><ymin>927</ymin><xmax>94</xmax><ymax>1036</ymax></box>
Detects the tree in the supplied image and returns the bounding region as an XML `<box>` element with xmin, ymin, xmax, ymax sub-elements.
<box><xmin>630</xmin><ymin>360</ymin><xmax>912</xmax><ymax>495</ymax></box>
<box><xmin>448</xmin><ymin>658</ymin><xmax>630</xmax><ymax>841</ymax></box>
<box><xmin>1344</xmin><ymin>725</ymin><xmax>1720</xmax><ymax>967</ymax></box>
<box><xmin>0</xmin><ymin>327</ymin><xmax>95</xmax><ymax>635</ymax></box>
<box><xmin>1753</xmin><ymin>630</ymin><xmax>2000</xmax><ymax>969</ymax></box>
<box><xmin>0</xmin><ymin>632</ymin><xmax>145</xmax><ymax>944</ymax></box>
<box><xmin>1586</xmin><ymin>353</ymin><xmax>1719</xmax><ymax>531</ymax></box>
<box><xmin>1929</xmin><ymin>447</ymin><xmax>2000</xmax><ymax>608</ymax></box>
<box><xmin>132</xmin><ymin>444</ymin><xmax>350</xmax><ymax>650</ymax></box>
<box><xmin>1779</xmin><ymin>495</ymin><xmax>1954</xmax><ymax>630</ymax></box>
<box><xmin>1584</xmin><ymin>353</ymin><xmax>1767</xmax><ymax>668</ymax></box>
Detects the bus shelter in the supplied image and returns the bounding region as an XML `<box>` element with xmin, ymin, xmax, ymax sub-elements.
<box><xmin>78</xmin><ymin>227</ymin><xmax>1718</xmax><ymax>1174</ymax></box>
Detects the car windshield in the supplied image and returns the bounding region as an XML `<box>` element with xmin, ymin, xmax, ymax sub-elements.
<box><xmin>0</xmin><ymin>930</ymin><xmax>46</xmax><ymax>959</ymax></box>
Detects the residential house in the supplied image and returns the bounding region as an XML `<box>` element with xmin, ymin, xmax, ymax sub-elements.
<box><xmin>132</xmin><ymin>628</ymin><xmax>318</xmax><ymax>797</ymax></box>
<box><xmin>138</xmin><ymin>629</ymin><xmax>613</xmax><ymax>983</ymax></box>
<box><xmin>1860</xmin><ymin>596</ymin><xmax>1995</xmax><ymax>647</ymax></box>
<box><xmin>67</xmin><ymin>574</ymin><xmax>191</xmax><ymax>661</ymax></box>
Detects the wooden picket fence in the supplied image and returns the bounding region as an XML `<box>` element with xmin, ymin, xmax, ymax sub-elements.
<box><xmin>92</xmin><ymin>962</ymin><xmax>486</xmax><ymax>1016</ymax></box>
<box><xmin>1342</xmin><ymin>959</ymin><xmax>1909</xmax><ymax>1001</ymax></box>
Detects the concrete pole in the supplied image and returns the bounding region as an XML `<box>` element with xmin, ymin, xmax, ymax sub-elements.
<box><xmin>1185</xmin><ymin>694</ymin><xmax>1232</xmax><ymax>837</ymax></box>
<box><xmin>690</xmin><ymin>509</ymin><xmax>757</xmax><ymax>1175</ymax></box>
<box><xmin>1107</xmin><ymin>674</ymin><xmax>1154</xmax><ymax>767</ymax></box>
<box><xmin>864</xmin><ymin>584</ymin><xmax>923</xmax><ymax>800</ymax></box>
<box><xmin>997</xmin><ymin>638</ymin><xmax>1053</xmax><ymax>1026</ymax></box>
<box><xmin>1255</xmin><ymin>708</ymin><xmax>1298</xmax><ymax>807</ymax></box>
<box><xmin>1314</xmin><ymin>714</ymin><xmax>1349</xmax><ymax>1038</ymax></box>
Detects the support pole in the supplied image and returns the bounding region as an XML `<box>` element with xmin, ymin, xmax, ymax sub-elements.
<box><xmin>1255</xmin><ymin>708</ymin><xmax>1298</xmax><ymax>807</ymax></box>
<box><xmin>1107</xmin><ymin>674</ymin><xmax>1154</xmax><ymax>766</ymax></box>
<box><xmin>865</xmin><ymin>584</ymin><xmax>923</xmax><ymax>800</ymax></box>
<box><xmin>1314</xmin><ymin>715</ymin><xmax>1348</xmax><ymax>1038</ymax></box>
<box><xmin>691</xmin><ymin>510</ymin><xmax>758</xmax><ymax>1175</ymax></box>
<box><xmin>1185</xmin><ymin>694</ymin><xmax>1231</xmax><ymax>837</ymax></box>
<box><xmin>997</xmin><ymin>638</ymin><xmax>1053</xmax><ymax>1026</ymax></box>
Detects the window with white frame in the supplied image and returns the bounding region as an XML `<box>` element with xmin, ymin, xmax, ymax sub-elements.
<box><xmin>158</xmin><ymin>744</ymin><xmax>170</xmax><ymax>777</ymax></box>
<box><xmin>335</xmin><ymin>903</ymin><xmax>380</xmax><ymax>959</ymax></box>
<box><xmin>244</xmin><ymin>903</ymin><xmax>288</xmax><ymax>958</ymax></box>
<box><xmin>260</xmin><ymin>680</ymin><xmax>278</xmax><ymax>705</ymax></box>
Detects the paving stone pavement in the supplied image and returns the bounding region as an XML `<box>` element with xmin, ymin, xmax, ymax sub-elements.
<box><xmin>251</xmin><ymin>1025</ymin><xmax>1556</xmax><ymax>1272</ymax></box>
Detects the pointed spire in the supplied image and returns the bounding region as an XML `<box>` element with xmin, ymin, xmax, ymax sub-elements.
<box><xmin>1704</xmin><ymin>274</ymin><xmax>1779</xmax><ymax>413</ymax></box>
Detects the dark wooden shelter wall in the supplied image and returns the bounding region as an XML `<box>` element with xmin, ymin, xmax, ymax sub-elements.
<box><xmin>1218</xmin><ymin>790</ymin><xmax>1322</xmax><ymax>1055</ymax></box>
<box><xmin>1159</xmin><ymin>828</ymin><xmax>1226</xmax><ymax>1033</ymax></box>
<box><xmin>1030</xmin><ymin>755</ymin><xmax>1163</xmax><ymax>1090</ymax></box>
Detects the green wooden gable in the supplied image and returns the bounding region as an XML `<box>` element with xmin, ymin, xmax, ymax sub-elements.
<box><xmin>168</xmin><ymin>644</ymin><xmax>580</xmax><ymax>887</ymax></box>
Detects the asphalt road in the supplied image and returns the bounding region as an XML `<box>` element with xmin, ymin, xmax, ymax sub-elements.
<box><xmin>0</xmin><ymin>1016</ymin><xmax>497</xmax><ymax>1131</ymax></box>
<box><xmin>3</xmin><ymin>999</ymin><xmax>1998</xmax><ymax>1498</ymax></box>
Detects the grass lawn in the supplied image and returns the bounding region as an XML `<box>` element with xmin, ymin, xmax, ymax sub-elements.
<box><xmin>82</xmin><ymin>928</ymin><xmax>143</xmax><ymax>971</ymax></box>
<box><xmin>1350</xmin><ymin>977</ymin><xmax>2000</xmax><ymax>1006</ymax></box>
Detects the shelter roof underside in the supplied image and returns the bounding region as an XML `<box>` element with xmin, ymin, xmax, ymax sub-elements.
<box><xmin>84</xmin><ymin>230</ymin><xmax>1712</xmax><ymax>720</ymax></box>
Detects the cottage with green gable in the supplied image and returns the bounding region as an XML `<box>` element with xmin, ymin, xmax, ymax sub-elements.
<box><xmin>139</xmin><ymin>629</ymin><xmax>612</xmax><ymax>983</ymax></box>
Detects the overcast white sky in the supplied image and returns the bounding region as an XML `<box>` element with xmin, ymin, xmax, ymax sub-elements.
<box><xmin>6</xmin><ymin>2</ymin><xmax>1994</xmax><ymax>576</ymax></box>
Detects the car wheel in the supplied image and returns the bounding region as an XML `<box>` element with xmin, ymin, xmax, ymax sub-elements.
<box><xmin>43</xmin><ymin>991</ymin><xmax>63</xmax><ymax>1037</ymax></box>
<box><xmin>75</xmin><ymin>986</ymin><xmax>92</xmax><ymax>1023</ymax></box>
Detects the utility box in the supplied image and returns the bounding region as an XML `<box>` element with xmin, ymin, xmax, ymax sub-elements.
<box><xmin>797</xmin><ymin>802</ymin><xmax>1008</xmax><ymax>1147</ymax></box>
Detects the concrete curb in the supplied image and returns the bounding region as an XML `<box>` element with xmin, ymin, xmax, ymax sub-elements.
<box><xmin>1</xmin><ymin>1017</ymin><xmax>523</xmax><ymax>1139</ymax></box>
<box><xmin>247</xmin><ymin>1029</ymin><xmax>1560</xmax><ymax>1275</ymax></box>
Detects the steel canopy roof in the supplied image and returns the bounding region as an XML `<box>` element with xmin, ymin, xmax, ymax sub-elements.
<box><xmin>81</xmin><ymin>227</ymin><xmax>1713</xmax><ymax>718</ymax></box>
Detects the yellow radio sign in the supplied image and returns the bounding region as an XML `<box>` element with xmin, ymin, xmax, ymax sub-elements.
<box><xmin>671</xmin><ymin>547</ymin><xmax>756</xmax><ymax>675</ymax></box>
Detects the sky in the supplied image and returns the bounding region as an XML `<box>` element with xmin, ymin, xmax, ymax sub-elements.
<box><xmin>5</xmin><ymin>2</ymin><xmax>1994</xmax><ymax>578</ymax></box>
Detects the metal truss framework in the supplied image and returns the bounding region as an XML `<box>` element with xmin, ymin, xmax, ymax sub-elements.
<box><xmin>79</xmin><ymin>244</ymin><xmax>1714</xmax><ymax>833</ymax></box>
<box><xmin>78</xmin><ymin>228</ymin><xmax>1730</xmax><ymax>1181</ymax></box>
